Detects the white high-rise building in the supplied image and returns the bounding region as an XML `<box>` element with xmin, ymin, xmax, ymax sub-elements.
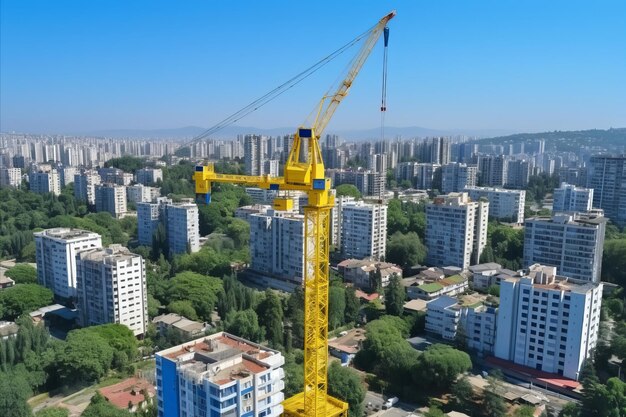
<box><xmin>495</xmin><ymin>264</ymin><xmax>602</xmax><ymax>380</ymax></box>
<box><xmin>524</xmin><ymin>212</ymin><xmax>607</xmax><ymax>283</ymax></box>
<box><xmin>29</xmin><ymin>169</ymin><xmax>61</xmax><ymax>195</ymax></box>
<box><xmin>76</xmin><ymin>245</ymin><xmax>148</xmax><ymax>336</ymax></box>
<box><xmin>135</xmin><ymin>168</ymin><xmax>163</xmax><ymax>185</ymax></box>
<box><xmin>166</xmin><ymin>200</ymin><xmax>200</xmax><ymax>255</ymax></box>
<box><xmin>95</xmin><ymin>184</ymin><xmax>127</xmax><ymax>218</ymax></box>
<box><xmin>244</xmin><ymin>134</ymin><xmax>268</xmax><ymax>176</ymax></box>
<box><xmin>34</xmin><ymin>228</ymin><xmax>103</xmax><ymax>300</ymax></box>
<box><xmin>341</xmin><ymin>202</ymin><xmax>387</xmax><ymax>260</ymax></box>
<box><xmin>137</xmin><ymin>197</ymin><xmax>172</xmax><ymax>246</ymax></box>
<box><xmin>59</xmin><ymin>167</ymin><xmax>77</xmax><ymax>187</ymax></box>
<box><xmin>330</xmin><ymin>195</ymin><xmax>356</xmax><ymax>248</ymax></box>
<box><xmin>426</xmin><ymin>192</ymin><xmax>489</xmax><ymax>269</ymax></box>
<box><xmin>465</xmin><ymin>186</ymin><xmax>526</xmax><ymax>224</ymax></box>
<box><xmin>0</xmin><ymin>168</ymin><xmax>21</xmax><ymax>188</ymax></box>
<box><xmin>249</xmin><ymin>209</ymin><xmax>304</xmax><ymax>291</ymax></box>
<box><xmin>155</xmin><ymin>333</ymin><xmax>285</xmax><ymax>417</ymax></box>
<box><xmin>553</xmin><ymin>183</ymin><xmax>594</xmax><ymax>213</ymax></box>
<box><xmin>74</xmin><ymin>170</ymin><xmax>101</xmax><ymax>205</ymax></box>
<box><xmin>126</xmin><ymin>184</ymin><xmax>160</xmax><ymax>204</ymax></box>
<box><xmin>588</xmin><ymin>155</ymin><xmax>626</xmax><ymax>227</ymax></box>
<box><xmin>441</xmin><ymin>163</ymin><xmax>477</xmax><ymax>194</ymax></box>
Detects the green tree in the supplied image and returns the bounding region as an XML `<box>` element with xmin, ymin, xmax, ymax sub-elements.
<box><xmin>602</xmin><ymin>239</ymin><xmax>626</xmax><ymax>287</ymax></box>
<box><xmin>483</xmin><ymin>374</ymin><xmax>507</xmax><ymax>417</ymax></box>
<box><xmin>328</xmin><ymin>361</ymin><xmax>366</xmax><ymax>417</ymax></box>
<box><xmin>386</xmin><ymin>231</ymin><xmax>427</xmax><ymax>269</ymax></box>
<box><xmin>487</xmin><ymin>284</ymin><xmax>500</xmax><ymax>297</ymax></box>
<box><xmin>0</xmin><ymin>369</ymin><xmax>33</xmax><ymax>417</ymax></box>
<box><xmin>384</xmin><ymin>274</ymin><xmax>406</xmax><ymax>316</ymax></box>
<box><xmin>167</xmin><ymin>300</ymin><xmax>198</xmax><ymax>320</ymax></box>
<box><xmin>344</xmin><ymin>287</ymin><xmax>360</xmax><ymax>324</ymax></box>
<box><xmin>4</xmin><ymin>264</ymin><xmax>38</xmax><ymax>284</ymax></box>
<box><xmin>225</xmin><ymin>309</ymin><xmax>263</xmax><ymax>342</ymax></box>
<box><xmin>55</xmin><ymin>331</ymin><xmax>114</xmax><ymax>385</ymax></box>
<box><xmin>335</xmin><ymin>184</ymin><xmax>361</xmax><ymax>199</ymax></box>
<box><xmin>257</xmin><ymin>290</ymin><xmax>284</xmax><ymax>348</ymax></box>
<box><xmin>283</xmin><ymin>351</ymin><xmax>304</xmax><ymax>398</ymax></box>
<box><xmin>36</xmin><ymin>408</ymin><xmax>70</xmax><ymax>417</ymax></box>
<box><xmin>0</xmin><ymin>284</ymin><xmax>53</xmax><ymax>320</ymax></box>
<box><xmin>329</xmin><ymin>286</ymin><xmax>346</xmax><ymax>330</ymax></box>
<box><xmin>514</xmin><ymin>406</ymin><xmax>536</xmax><ymax>417</ymax></box>
<box><xmin>451</xmin><ymin>376</ymin><xmax>474</xmax><ymax>413</ymax></box>
<box><xmin>167</xmin><ymin>272</ymin><xmax>222</xmax><ymax>321</ymax></box>
<box><xmin>580</xmin><ymin>378</ymin><xmax>626</xmax><ymax>417</ymax></box>
<box><xmin>225</xmin><ymin>218</ymin><xmax>250</xmax><ymax>248</ymax></box>
<box><xmin>413</xmin><ymin>344</ymin><xmax>472</xmax><ymax>392</ymax></box>
<box><xmin>104</xmin><ymin>156</ymin><xmax>146</xmax><ymax>173</ymax></box>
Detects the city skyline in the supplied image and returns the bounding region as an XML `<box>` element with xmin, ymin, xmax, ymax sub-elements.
<box><xmin>2</xmin><ymin>1</ymin><xmax>625</xmax><ymax>135</ymax></box>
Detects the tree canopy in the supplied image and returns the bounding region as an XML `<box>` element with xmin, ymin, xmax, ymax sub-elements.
<box><xmin>167</xmin><ymin>272</ymin><xmax>222</xmax><ymax>322</ymax></box>
<box><xmin>0</xmin><ymin>284</ymin><xmax>53</xmax><ymax>320</ymax></box>
<box><xmin>335</xmin><ymin>184</ymin><xmax>361</xmax><ymax>200</ymax></box>
<box><xmin>4</xmin><ymin>264</ymin><xmax>38</xmax><ymax>284</ymax></box>
<box><xmin>386</xmin><ymin>231</ymin><xmax>427</xmax><ymax>269</ymax></box>
<box><xmin>328</xmin><ymin>361</ymin><xmax>366</xmax><ymax>417</ymax></box>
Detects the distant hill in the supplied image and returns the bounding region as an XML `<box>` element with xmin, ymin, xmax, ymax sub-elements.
<box><xmin>477</xmin><ymin>128</ymin><xmax>626</xmax><ymax>152</ymax></box>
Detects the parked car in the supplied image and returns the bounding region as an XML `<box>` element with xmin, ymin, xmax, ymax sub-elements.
<box><xmin>383</xmin><ymin>397</ymin><xmax>399</xmax><ymax>409</ymax></box>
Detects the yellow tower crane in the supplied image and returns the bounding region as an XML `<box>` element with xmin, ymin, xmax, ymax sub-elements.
<box><xmin>194</xmin><ymin>10</ymin><xmax>395</xmax><ymax>417</ymax></box>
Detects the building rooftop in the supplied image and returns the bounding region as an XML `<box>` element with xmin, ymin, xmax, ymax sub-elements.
<box><xmin>99</xmin><ymin>377</ymin><xmax>155</xmax><ymax>410</ymax></box>
<box><xmin>418</xmin><ymin>282</ymin><xmax>444</xmax><ymax>293</ymax></box>
<box><xmin>328</xmin><ymin>328</ymin><xmax>366</xmax><ymax>354</ymax></box>
<box><xmin>465</xmin><ymin>186</ymin><xmax>525</xmax><ymax>194</ymax></box>
<box><xmin>468</xmin><ymin>263</ymin><xmax>502</xmax><ymax>273</ymax></box>
<box><xmin>403</xmin><ymin>299</ymin><xmax>428</xmax><ymax>313</ymax></box>
<box><xmin>77</xmin><ymin>244</ymin><xmax>139</xmax><ymax>264</ymax></box>
<box><xmin>0</xmin><ymin>276</ymin><xmax>15</xmax><ymax>286</ymax></box>
<box><xmin>35</xmin><ymin>228</ymin><xmax>100</xmax><ymax>241</ymax></box>
<box><xmin>0</xmin><ymin>321</ymin><xmax>19</xmax><ymax>338</ymax></box>
<box><xmin>158</xmin><ymin>332</ymin><xmax>281</xmax><ymax>386</ymax></box>
<box><xmin>427</xmin><ymin>296</ymin><xmax>458</xmax><ymax>309</ymax></box>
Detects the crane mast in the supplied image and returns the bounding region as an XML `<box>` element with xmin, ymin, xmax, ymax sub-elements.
<box><xmin>194</xmin><ymin>11</ymin><xmax>395</xmax><ymax>417</ymax></box>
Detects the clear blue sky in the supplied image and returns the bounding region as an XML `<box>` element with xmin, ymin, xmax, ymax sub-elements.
<box><xmin>1</xmin><ymin>0</ymin><xmax>625</xmax><ymax>134</ymax></box>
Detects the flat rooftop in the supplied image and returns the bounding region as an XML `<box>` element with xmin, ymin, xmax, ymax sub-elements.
<box><xmin>36</xmin><ymin>228</ymin><xmax>100</xmax><ymax>241</ymax></box>
<box><xmin>159</xmin><ymin>332</ymin><xmax>280</xmax><ymax>385</ymax></box>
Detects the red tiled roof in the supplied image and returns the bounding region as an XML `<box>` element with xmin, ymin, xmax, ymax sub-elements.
<box><xmin>486</xmin><ymin>357</ymin><xmax>581</xmax><ymax>390</ymax></box>
<box><xmin>355</xmin><ymin>290</ymin><xmax>379</xmax><ymax>301</ymax></box>
<box><xmin>99</xmin><ymin>377</ymin><xmax>155</xmax><ymax>410</ymax></box>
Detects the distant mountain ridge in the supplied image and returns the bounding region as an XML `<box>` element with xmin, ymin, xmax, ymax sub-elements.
<box><xmin>476</xmin><ymin>128</ymin><xmax>626</xmax><ymax>152</ymax></box>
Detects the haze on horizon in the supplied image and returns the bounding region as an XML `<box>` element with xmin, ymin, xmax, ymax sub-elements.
<box><xmin>1</xmin><ymin>1</ymin><xmax>625</xmax><ymax>135</ymax></box>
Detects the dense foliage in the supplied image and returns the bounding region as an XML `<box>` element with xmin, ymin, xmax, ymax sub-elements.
<box><xmin>479</xmin><ymin>222</ymin><xmax>524</xmax><ymax>270</ymax></box>
<box><xmin>0</xmin><ymin>284</ymin><xmax>53</xmax><ymax>320</ymax></box>
<box><xmin>4</xmin><ymin>264</ymin><xmax>38</xmax><ymax>284</ymax></box>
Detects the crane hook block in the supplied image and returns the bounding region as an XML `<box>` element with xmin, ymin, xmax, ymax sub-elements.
<box><xmin>384</xmin><ymin>27</ymin><xmax>390</xmax><ymax>47</ymax></box>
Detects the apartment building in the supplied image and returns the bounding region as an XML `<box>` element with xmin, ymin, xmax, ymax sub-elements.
<box><xmin>441</xmin><ymin>163</ymin><xmax>478</xmax><ymax>194</ymax></box>
<box><xmin>464</xmin><ymin>186</ymin><xmax>525</xmax><ymax>224</ymax></box>
<box><xmin>126</xmin><ymin>184</ymin><xmax>160</xmax><ymax>204</ymax></box>
<box><xmin>425</xmin><ymin>294</ymin><xmax>497</xmax><ymax>355</ymax></box>
<box><xmin>0</xmin><ymin>167</ymin><xmax>21</xmax><ymax>188</ymax></box>
<box><xmin>95</xmin><ymin>184</ymin><xmax>127</xmax><ymax>218</ymax></box>
<box><xmin>155</xmin><ymin>333</ymin><xmax>285</xmax><ymax>417</ymax></box>
<box><xmin>76</xmin><ymin>245</ymin><xmax>148</xmax><ymax>336</ymax></box>
<box><xmin>524</xmin><ymin>212</ymin><xmax>606</xmax><ymax>283</ymax></box>
<box><xmin>137</xmin><ymin>198</ymin><xmax>172</xmax><ymax>246</ymax></box>
<box><xmin>166</xmin><ymin>200</ymin><xmax>200</xmax><ymax>255</ymax></box>
<box><xmin>248</xmin><ymin>209</ymin><xmax>304</xmax><ymax>292</ymax></box>
<box><xmin>426</xmin><ymin>192</ymin><xmax>489</xmax><ymax>269</ymax></box>
<box><xmin>74</xmin><ymin>170</ymin><xmax>101</xmax><ymax>205</ymax></box>
<box><xmin>495</xmin><ymin>264</ymin><xmax>603</xmax><ymax>380</ymax></box>
<box><xmin>34</xmin><ymin>228</ymin><xmax>103</xmax><ymax>299</ymax></box>
<box><xmin>552</xmin><ymin>183</ymin><xmax>593</xmax><ymax>213</ymax></box>
<box><xmin>29</xmin><ymin>169</ymin><xmax>61</xmax><ymax>195</ymax></box>
<box><xmin>136</xmin><ymin>168</ymin><xmax>163</xmax><ymax>185</ymax></box>
<box><xmin>340</xmin><ymin>202</ymin><xmax>387</xmax><ymax>261</ymax></box>
<box><xmin>587</xmin><ymin>155</ymin><xmax>626</xmax><ymax>227</ymax></box>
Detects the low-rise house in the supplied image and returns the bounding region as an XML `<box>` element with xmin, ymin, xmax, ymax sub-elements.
<box><xmin>0</xmin><ymin>275</ymin><xmax>15</xmax><ymax>290</ymax></box>
<box><xmin>99</xmin><ymin>377</ymin><xmax>156</xmax><ymax>412</ymax></box>
<box><xmin>338</xmin><ymin>258</ymin><xmax>402</xmax><ymax>290</ymax></box>
<box><xmin>328</xmin><ymin>328</ymin><xmax>367</xmax><ymax>365</ymax></box>
<box><xmin>403</xmin><ymin>299</ymin><xmax>428</xmax><ymax>314</ymax></box>
<box><xmin>413</xmin><ymin>275</ymin><xmax>468</xmax><ymax>300</ymax></box>
<box><xmin>469</xmin><ymin>263</ymin><xmax>520</xmax><ymax>291</ymax></box>
<box><xmin>0</xmin><ymin>321</ymin><xmax>18</xmax><ymax>340</ymax></box>
<box><xmin>152</xmin><ymin>313</ymin><xmax>209</xmax><ymax>340</ymax></box>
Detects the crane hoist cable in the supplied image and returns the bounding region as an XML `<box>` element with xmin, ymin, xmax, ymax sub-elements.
<box><xmin>183</xmin><ymin>22</ymin><xmax>379</xmax><ymax>148</ymax></box>
<box><xmin>380</xmin><ymin>26</ymin><xmax>390</xmax><ymax>143</ymax></box>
